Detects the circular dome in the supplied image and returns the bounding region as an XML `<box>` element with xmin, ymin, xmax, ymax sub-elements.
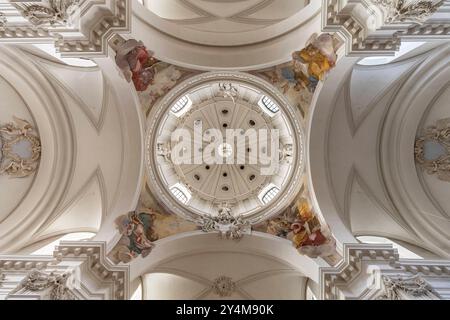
<box><xmin>145</xmin><ymin>72</ymin><xmax>304</xmax><ymax>224</ymax></box>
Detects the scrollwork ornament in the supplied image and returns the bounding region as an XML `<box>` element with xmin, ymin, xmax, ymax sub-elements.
<box><xmin>372</xmin><ymin>0</ymin><xmax>444</xmax><ymax>24</ymax></box>
<box><xmin>415</xmin><ymin>118</ymin><xmax>450</xmax><ymax>182</ymax></box>
<box><xmin>200</xmin><ymin>203</ymin><xmax>251</xmax><ymax>240</ymax></box>
<box><xmin>22</xmin><ymin>0</ymin><xmax>80</xmax><ymax>26</ymax></box>
<box><xmin>9</xmin><ymin>270</ymin><xmax>76</xmax><ymax>300</ymax></box>
<box><xmin>0</xmin><ymin>116</ymin><xmax>41</xmax><ymax>178</ymax></box>
<box><xmin>377</xmin><ymin>275</ymin><xmax>440</xmax><ymax>300</ymax></box>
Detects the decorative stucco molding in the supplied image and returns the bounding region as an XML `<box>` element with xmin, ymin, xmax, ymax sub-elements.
<box><xmin>8</xmin><ymin>270</ymin><xmax>76</xmax><ymax>300</ymax></box>
<box><xmin>1</xmin><ymin>0</ymin><xmax>130</xmax><ymax>57</ymax></box>
<box><xmin>218</xmin><ymin>83</ymin><xmax>239</xmax><ymax>104</ymax></box>
<box><xmin>54</xmin><ymin>242</ymin><xmax>130</xmax><ymax>300</ymax></box>
<box><xmin>0</xmin><ymin>242</ymin><xmax>129</xmax><ymax>300</ymax></box>
<box><xmin>201</xmin><ymin>205</ymin><xmax>251</xmax><ymax>241</ymax></box>
<box><xmin>211</xmin><ymin>276</ymin><xmax>236</xmax><ymax>297</ymax></box>
<box><xmin>18</xmin><ymin>0</ymin><xmax>80</xmax><ymax>26</ymax></box>
<box><xmin>322</xmin><ymin>0</ymin><xmax>401</xmax><ymax>55</ymax></box>
<box><xmin>320</xmin><ymin>243</ymin><xmax>450</xmax><ymax>299</ymax></box>
<box><xmin>145</xmin><ymin>71</ymin><xmax>305</xmax><ymax>226</ymax></box>
<box><xmin>377</xmin><ymin>275</ymin><xmax>440</xmax><ymax>299</ymax></box>
<box><xmin>415</xmin><ymin>118</ymin><xmax>450</xmax><ymax>182</ymax></box>
<box><xmin>371</xmin><ymin>0</ymin><xmax>444</xmax><ymax>24</ymax></box>
<box><xmin>0</xmin><ymin>116</ymin><xmax>41</xmax><ymax>178</ymax></box>
<box><xmin>322</xmin><ymin>0</ymin><xmax>448</xmax><ymax>56</ymax></box>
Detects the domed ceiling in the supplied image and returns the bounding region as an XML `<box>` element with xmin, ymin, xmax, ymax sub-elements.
<box><xmin>145</xmin><ymin>72</ymin><xmax>305</xmax><ymax>223</ymax></box>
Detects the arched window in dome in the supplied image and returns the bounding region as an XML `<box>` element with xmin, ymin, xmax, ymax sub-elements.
<box><xmin>260</xmin><ymin>185</ymin><xmax>280</xmax><ymax>205</ymax></box>
<box><xmin>171</xmin><ymin>187</ymin><xmax>188</xmax><ymax>204</ymax></box>
<box><xmin>171</xmin><ymin>95</ymin><xmax>192</xmax><ymax>116</ymax></box>
<box><xmin>170</xmin><ymin>183</ymin><xmax>191</xmax><ymax>204</ymax></box>
<box><xmin>258</xmin><ymin>95</ymin><xmax>280</xmax><ymax>115</ymax></box>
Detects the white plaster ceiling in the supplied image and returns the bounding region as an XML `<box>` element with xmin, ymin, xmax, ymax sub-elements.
<box><xmin>133</xmin><ymin>0</ymin><xmax>321</xmax><ymax>69</ymax></box>
<box><xmin>0</xmin><ymin>45</ymin><xmax>144</xmax><ymax>253</ymax></box>
<box><xmin>142</xmin><ymin>251</ymin><xmax>307</xmax><ymax>300</ymax></box>
<box><xmin>143</xmin><ymin>0</ymin><xmax>309</xmax><ymax>33</ymax></box>
<box><xmin>129</xmin><ymin>232</ymin><xmax>322</xmax><ymax>285</ymax></box>
<box><xmin>0</xmin><ymin>76</ymin><xmax>36</xmax><ymax>223</ymax></box>
<box><xmin>309</xmin><ymin>43</ymin><xmax>450</xmax><ymax>258</ymax></box>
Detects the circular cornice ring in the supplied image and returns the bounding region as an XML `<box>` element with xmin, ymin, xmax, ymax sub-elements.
<box><xmin>145</xmin><ymin>71</ymin><xmax>305</xmax><ymax>225</ymax></box>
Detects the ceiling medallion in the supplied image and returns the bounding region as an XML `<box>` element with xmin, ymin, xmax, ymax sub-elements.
<box><xmin>415</xmin><ymin>118</ymin><xmax>450</xmax><ymax>182</ymax></box>
<box><xmin>0</xmin><ymin>117</ymin><xmax>41</xmax><ymax>178</ymax></box>
<box><xmin>211</xmin><ymin>276</ymin><xmax>236</xmax><ymax>298</ymax></box>
<box><xmin>145</xmin><ymin>71</ymin><xmax>305</xmax><ymax>226</ymax></box>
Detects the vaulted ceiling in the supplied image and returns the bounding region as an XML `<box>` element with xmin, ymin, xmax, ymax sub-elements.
<box><xmin>0</xmin><ymin>0</ymin><xmax>450</xmax><ymax>301</ymax></box>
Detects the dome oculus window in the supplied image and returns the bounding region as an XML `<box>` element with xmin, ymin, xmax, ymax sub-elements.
<box><xmin>171</xmin><ymin>95</ymin><xmax>192</xmax><ymax>116</ymax></box>
<box><xmin>258</xmin><ymin>96</ymin><xmax>280</xmax><ymax>115</ymax></box>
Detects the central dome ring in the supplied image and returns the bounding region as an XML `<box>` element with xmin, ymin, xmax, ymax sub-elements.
<box><xmin>145</xmin><ymin>71</ymin><xmax>305</xmax><ymax>225</ymax></box>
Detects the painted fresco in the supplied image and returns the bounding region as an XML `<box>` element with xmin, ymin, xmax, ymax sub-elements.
<box><xmin>255</xmin><ymin>33</ymin><xmax>341</xmax><ymax>117</ymax></box>
<box><xmin>109</xmin><ymin>205</ymin><xmax>199</xmax><ymax>264</ymax></box>
<box><xmin>254</xmin><ymin>187</ymin><xmax>336</xmax><ymax>259</ymax></box>
<box><xmin>114</xmin><ymin>38</ymin><xmax>197</xmax><ymax>115</ymax></box>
